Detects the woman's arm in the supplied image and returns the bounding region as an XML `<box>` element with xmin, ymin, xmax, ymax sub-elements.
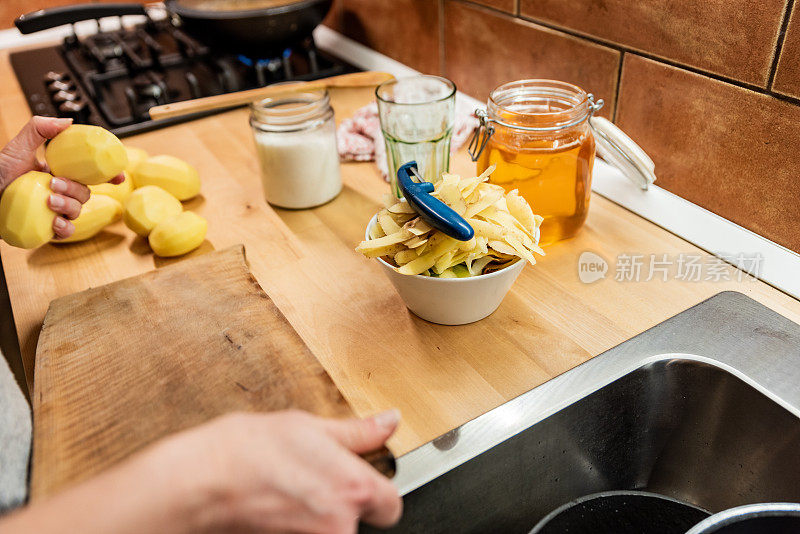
<box><xmin>0</xmin><ymin>436</ymin><xmax>198</xmax><ymax>534</ymax></box>
<box><xmin>0</xmin><ymin>410</ymin><xmax>402</xmax><ymax>534</ymax></box>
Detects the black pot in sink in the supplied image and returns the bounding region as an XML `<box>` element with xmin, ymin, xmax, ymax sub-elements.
<box><xmin>685</xmin><ymin>503</ymin><xmax>800</xmax><ymax>534</ymax></box>
<box><xmin>530</xmin><ymin>490</ymin><xmax>711</xmax><ymax>534</ymax></box>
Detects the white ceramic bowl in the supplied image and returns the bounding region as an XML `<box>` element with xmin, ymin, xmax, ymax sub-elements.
<box><xmin>365</xmin><ymin>215</ymin><xmax>526</xmax><ymax>325</ymax></box>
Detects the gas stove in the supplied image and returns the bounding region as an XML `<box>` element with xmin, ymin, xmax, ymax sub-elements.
<box><xmin>10</xmin><ymin>17</ymin><xmax>355</xmax><ymax>137</ymax></box>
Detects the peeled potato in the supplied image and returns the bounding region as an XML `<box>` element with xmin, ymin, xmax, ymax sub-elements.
<box><xmin>0</xmin><ymin>171</ymin><xmax>55</xmax><ymax>248</ymax></box>
<box><xmin>58</xmin><ymin>194</ymin><xmax>123</xmax><ymax>243</ymax></box>
<box><xmin>149</xmin><ymin>211</ymin><xmax>207</xmax><ymax>257</ymax></box>
<box><xmin>132</xmin><ymin>155</ymin><xmax>200</xmax><ymax>201</ymax></box>
<box><xmin>123</xmin><ymin>185</ymin><xmax>182</xmax><ymax>237</ymax></box>
<box><xmin>124</xmin><ymin>146</ymin><xmax>148</xmax><ymax>173</ymax></box>
<box><xmin>45</xmin><ymin>125</ymin><xmax>128</xmax><ymax>185</ymax></box>
<box><xmin>89</xmin><ymin>171</ymin><xmax>134</xmax><ymax>204</ymax></box>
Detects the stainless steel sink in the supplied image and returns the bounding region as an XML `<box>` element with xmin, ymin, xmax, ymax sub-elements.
<box><xmin>365</xmin><ymin>292</ymin><xmax>800</xmax><ymax>533</ymax></box>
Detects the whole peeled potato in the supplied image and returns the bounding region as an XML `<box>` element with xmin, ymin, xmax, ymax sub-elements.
<box><xmin>149</xmin><ymin>211</ymin><xmax>207</xmax><ymax>257</ymax></box>
<box><xmin>124</xmin><ymin>146</ymin><xmax>148</xmax><ymax>173</ymax></box>
<box><xmin>132</xmin><ymin>155</ymin><xmax>200</xmax><ymax>201</ymax></box>
<box><xmin>57</xmin><ymin>194</ymin><xmax>123</xmax><ymax>243</ymax></box>
<box><xmin>123</xmin><ymin>185</ymin><xmax>182</xmax><ymax>237</ymax></box>
<box><xmin>89</xmin><ymin>171</ymin><xmax>134</xmax><ymax>204</ymax></box>
<box><xmin>45</xmin><ymin>124</ymin><xmax>127</xmax><ymax>185</ymax></box>
<box><xmin>0</xmin><ymin>171</ymin><xmax>56</xmax><ymax>248</ymax></box>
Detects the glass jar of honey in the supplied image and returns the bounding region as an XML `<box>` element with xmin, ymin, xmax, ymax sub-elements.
<box><xmin>469</xmin><ymin>80</ymin><xmax>604</xmax><ymax>245</ymax></box>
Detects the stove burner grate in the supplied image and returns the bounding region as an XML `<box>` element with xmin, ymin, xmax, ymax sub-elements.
<box><xmin>9</xmin><ymin>18</ymin><xmax>355</xmax><ymax>137</ymax></box>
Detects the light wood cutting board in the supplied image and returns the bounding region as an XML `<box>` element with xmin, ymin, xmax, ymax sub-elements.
<box><xmin>30</xmin><ymin>245</ymin><xmax>393</xmax><ymax>499</ymax></box>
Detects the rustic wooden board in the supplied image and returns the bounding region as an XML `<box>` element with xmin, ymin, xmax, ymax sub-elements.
<box><xmin>2</xmin><ymin>48</ymin><xmax>800</xmax><ymax>461</ymax></box>
<box><xmin>31</xmin><ymin>245</ymin><xmax>392</xmax><ymax>499</ymax></box>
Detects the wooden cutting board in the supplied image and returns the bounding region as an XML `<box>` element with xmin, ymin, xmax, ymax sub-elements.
<box><xmin>30</xmin><ymin>245</ymin><xmax>393</xmax><ymax>499</ymax></box>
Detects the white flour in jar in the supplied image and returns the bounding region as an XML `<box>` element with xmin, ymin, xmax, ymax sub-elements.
<box><xmin>253</xmin><ymin>126</ymin><xmax>342</xmax><ymax>209</ymax></box>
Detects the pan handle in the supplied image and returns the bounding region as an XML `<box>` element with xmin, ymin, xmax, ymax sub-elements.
<box><xmin>15</xmin><ymin>3</ymin><xmax>147</xmax><ymax>34</ymax></box>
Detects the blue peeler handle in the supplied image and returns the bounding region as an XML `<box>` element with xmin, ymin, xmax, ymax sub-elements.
<box><xmin>396</xmin><ymin>161</ymin><xmax>474</xmax><ymax>242</ymax></box>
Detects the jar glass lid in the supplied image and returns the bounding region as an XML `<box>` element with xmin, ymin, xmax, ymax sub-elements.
<box><xmin>590</xmin><ymin>116</ymin><xmax>656</xmax><ymax>190</ymax></box>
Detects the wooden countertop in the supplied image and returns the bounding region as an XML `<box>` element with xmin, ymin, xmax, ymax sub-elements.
<box><xmin>2</xmin><ymin>49</ymin><xmax>800</xmax><ymax>456</ymax></box>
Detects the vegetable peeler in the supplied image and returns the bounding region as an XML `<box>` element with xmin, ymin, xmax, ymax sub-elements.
<box><xmin>396</xmin><ymin>161</ymin><xmax>474</xmax><ymax>241</ymax></box>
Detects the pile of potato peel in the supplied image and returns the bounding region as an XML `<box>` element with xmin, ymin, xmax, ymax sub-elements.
<box><xmin>357</xmin><ymin>166</ymin><xmax>545</xmax><ymax>277</ymax></box>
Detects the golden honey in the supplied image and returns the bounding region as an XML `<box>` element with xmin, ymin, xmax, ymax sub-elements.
<box><xmin>475</xmin><ymin>80</ymin><xmax>597</xmax><ymax>245</ymax></box>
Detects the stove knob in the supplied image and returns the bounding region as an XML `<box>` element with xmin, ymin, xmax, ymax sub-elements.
<box><xmin>53</xmin><ymin>90</ymin><xmax>79</xmax><ymax>103</ymax></box>
<box><xmin>48</xmin><ymin>80</ymin><xmax>74</xmax><ymax>93</ymax></box>
<box><xmin>58</xmin><ymin>100</ymin><xmax>90</xmax><ymax>122</ymax></box>
<box><xmin>64</xmin><ymin>33</ymin><xmax>79</xmax><ymax>49</ymax></box>
<box><xmin>44</xmin><ymin>71</ymin><xmax>68</xmax><ymax>83</ymax></box>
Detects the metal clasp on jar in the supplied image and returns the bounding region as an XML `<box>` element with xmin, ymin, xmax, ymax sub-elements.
<box><xmin>467</xmin><ymin>94</ymin><xmax>604</xmax><ymax>161</ymax></box>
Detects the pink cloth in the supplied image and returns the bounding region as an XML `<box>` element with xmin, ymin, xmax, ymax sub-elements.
<box><xmin>337</xmin><ymin>99</ymin><xmax>479</xmax><ymax>180</ymax></box>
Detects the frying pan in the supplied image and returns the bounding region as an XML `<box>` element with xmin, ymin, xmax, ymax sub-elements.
<box><xmin>166</xmin><ymin>0</ymin><xmax>333</xmax><ymax>55</ymax></box>
<box><xmin>15</xmin><ymin>1</ymin><xmax>332</xmax><ymax>56</ymax></box>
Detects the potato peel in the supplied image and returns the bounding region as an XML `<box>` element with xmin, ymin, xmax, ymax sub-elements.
<box><xmin>358</xmin><ymin>166</ymin><xmax>544</xmax><ymax>277</ymax></box>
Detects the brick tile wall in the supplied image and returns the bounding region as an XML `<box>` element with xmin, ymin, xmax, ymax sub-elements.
<box><xmin>334</xmin><ymin>0</ymin><xmax>800</xmax><ymax>253</ymax></box>
<box><xmin>4</xmin><ymin>0</ymin><xmax>799</xmax><ymax>252</ymax></box>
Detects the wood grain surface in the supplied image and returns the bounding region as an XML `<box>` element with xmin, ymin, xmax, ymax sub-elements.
<box><xmin>1</xmin><ymin>47</ymin><xmax>800</xmax><ymax>463</ymax></box>
<box><xmin>32</xmin><ymin>245</ymin><xmax>392</xmax><ymax>498</ymax></box>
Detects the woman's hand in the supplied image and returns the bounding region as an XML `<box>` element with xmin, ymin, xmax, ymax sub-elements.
<box><xmin>170</xmin><ymin>410</ymin><xmax>403</xmax><ymax>533</ymax></box>
<box><xmin>0</xmin><ymin>410</ymin><xmax>403</xmax><ymax>534</ymax></box>
<box><xmin>0</xmin><ymin>116</ymin><xmax>125</xmax><ymax>239</ymax></box>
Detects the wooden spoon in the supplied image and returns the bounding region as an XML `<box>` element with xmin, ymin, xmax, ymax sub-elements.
<box><xmin>148</xmin><ymin>71</ymin><xmax>395</xmax><ymax>121</ymax></box>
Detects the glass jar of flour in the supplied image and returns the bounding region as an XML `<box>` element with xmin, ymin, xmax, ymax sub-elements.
<box><xmin>249</xmin><ymin>89</ymin><xmax>342</xmax><ymax>209</ymax></box>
